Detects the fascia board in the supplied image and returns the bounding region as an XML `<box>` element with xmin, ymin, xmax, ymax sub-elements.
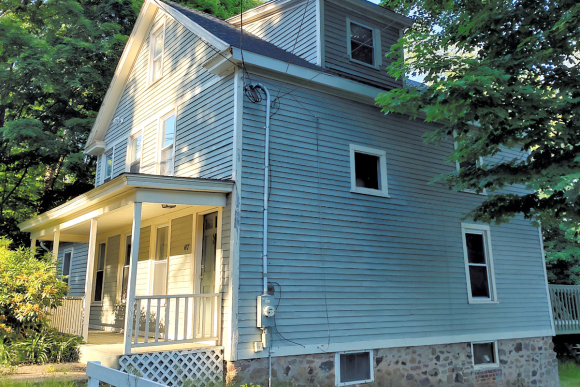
<box><xmin>151</xmin><ymin>0</ymin><xmax>229</xmax><ymax>51</ymax></box>
<box><xmin>18</xmin><ymin>174</ymin><xmax>234</xmax><ymax>232</ymax></box>
<box><xmin>226</xmin><ymin>0</ymin><xmax>297</xmax><ymax>26</ymax></box>
<box><xmin>230</xmin><ymin>48</ymin><xmax>383</xmax><ymax>104</ymax></box>
<box><xmin>85</xmin><ymin>0</ymin><xmax>159</xmax><ymax>149</ymax></box>
<box><xmin>85</xmin><ymin>140</ymin><xmax>107</xmax><ymax>156</ymax></box>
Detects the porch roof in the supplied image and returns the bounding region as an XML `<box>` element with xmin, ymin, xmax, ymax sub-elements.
<box><xmin>19</xmin><ymin>174</ymin><xmax>234</xmax><ymax>239</ymax></box>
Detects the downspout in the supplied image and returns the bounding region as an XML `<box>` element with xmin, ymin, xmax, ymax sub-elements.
<box><xmin>253</xmin><ymin>83</ymin><xmax>271</xmax><ymax>296</ymax></box>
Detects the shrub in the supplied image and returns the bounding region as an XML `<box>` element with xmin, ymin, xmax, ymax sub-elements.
<box><xmin>0</xmin><ymin>237</ymin><xmax>68</xmax><ymax>338</ymax></box>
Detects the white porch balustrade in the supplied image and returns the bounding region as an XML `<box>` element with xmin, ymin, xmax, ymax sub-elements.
<box><xmin>130</xmin><ymin>293</ymin><xmax>221</xmax><ymax>348</ymax></box>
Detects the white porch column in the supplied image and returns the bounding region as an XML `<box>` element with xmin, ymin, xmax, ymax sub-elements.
<box><xmin>123</xmin><ymin>202</ymin><xmax>142</xmax><ymax>355</ymax></box>
<box><xmin>53</xmin><ymin>228</ymin><xmax>60</xmax><ymax>262</ymax></box>
<box><xmin>30</xmin><ymin>238</ymin><xmax>37</xmax><ymax>257</ymax></box>
<box><xmin>82</xmin><ymin>218</ymin><xmax>98</xmax><ymax>342</ymax></box>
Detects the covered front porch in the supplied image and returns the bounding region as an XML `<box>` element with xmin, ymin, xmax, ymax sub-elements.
<box><xmin>20</xmin><ymin>174</ymin><xmax>233</xmax><ymax>356</ymax></box>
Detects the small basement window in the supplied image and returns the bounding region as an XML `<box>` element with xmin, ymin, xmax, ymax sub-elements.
<box><xmin>350</xmin><ymin>144</ymin><xmax>389</xmax><ymax>197</ymax></box>
<box><xmin>472</xmin><ymin>341</ymin><xmax>499</xmax><ymax>368</ymax></box>
<box><xmin>336</xmin><ymin>351</ymin><xmax>374</xmax><ymax>386</ymax></box>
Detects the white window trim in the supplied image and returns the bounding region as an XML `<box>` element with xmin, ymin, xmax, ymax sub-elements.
<box><xmin>453</xmin><ymin>134</ymin><xmax>487</xmax><ymax>195</ymax></box>
<box><xmin>156</xmin><ymin>109</ymin><xmax>177</xmax><ymax>176</ymax></box>
<box><xmin>335</xmin><ymin>350</ymin><xmax>374</xmax><ymax>386</ymax></box>
<box><xmin>346</xmin><ymin>17</ymin><xmax>382</xmax><ymax>70</ymax></box>
<box><xmin>92</xmin><ymin>242</ymin><xmax>107</xmax><ymax>306</ymax></box>
<box><xmin>148</xmin><ymin>18</ymin><xmax>166</xmax><ymax>86</ymax></box>
<box><xmin>102</xmin><ymin>146</ymin><xmax>115</xmax><ymax>184</ymax></box>
<box><xmin>62</xmin><ymin>247</ymin><xmax>73</xmax><ymax>287</ymax></box>
<box><xmin>471</xmin><ymin>341</ymin><xmax>500</xmax><ymax>369</ymax></box>
<box><xmin>461</xmin><ymin>223</ymin><xmax>498</xmax><ymax>304</ymax></box>
<box><xmin>126</xmin><ymin>130</ymin><xmax>143</xmax><ymax>173</ymax></box>
<box><xmin>349</xmin><ymin>144</ymin><xmax>389</xmax><ymax>198</ymax></box>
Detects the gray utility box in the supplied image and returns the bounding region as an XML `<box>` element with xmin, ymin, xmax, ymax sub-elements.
<box><xmin>257</xmin><ymin>295</ymin><xmax>276</xmax><ymax>328</ymax></box>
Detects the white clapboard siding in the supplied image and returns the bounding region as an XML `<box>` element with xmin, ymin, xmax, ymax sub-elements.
<box><xmin>235</xmin><ymin>75</ymin><xmax>552</xmax><ymax>358</ymax></box>
<box><xmin>324</xmin><ymin>0</ymin><xmax>402</xmax><ymax>89</ymax></box>
<box><xmin>47</xmin><ymin>297</ymin><xmax>84</xmax><ymax>337</ymax></box>
<box><xmin>113</xmin><ymin>140</ymin><xmax>128</xmax><ymax>178</ymax></box>
<box><xmin>220</xmin><ymin>197</ymin><xmax>232</xmax><ymax>344</ymax></box>
<box><xmin>96</xmin><ymin>11</ymin><xmax>234</xmax><ymax>185</ymax></box>
<box><xmin>243</xmin><ymin>0</ymin><xmax>318</xmax><ymax>64</ymax></box>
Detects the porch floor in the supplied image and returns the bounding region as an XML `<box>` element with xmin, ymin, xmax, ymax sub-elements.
<box><xmin>85</xmin><ymin>330</ymin><xmax>218</xmax><ymax>354</ymax></box>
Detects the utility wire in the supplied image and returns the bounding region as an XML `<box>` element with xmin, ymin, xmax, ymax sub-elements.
<box><xmin>268</xmin><ymin>281</ymin><xmax>306</xmax><ymax>348</ymax></box>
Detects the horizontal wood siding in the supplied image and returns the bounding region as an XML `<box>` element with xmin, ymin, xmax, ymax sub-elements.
<box><xmin>168</xmin><ymin>215</ymin><xmax>193</xmax><ymax>295</ymax></box>
<box><xmin>95</xmin><ymin>11</ymin><xmax>234</xmax><ymax>186</ymax></box>
<box><xmin>113</xmin><ymin>140</ymin><xmax>128</xmax><ymax>177</ymax></box>
<box><xmin>57</xmin><ymin>243</ymin><xmax>88</xmax><ymax>296</ymax></box>
<box><xmin>236</xmin><ymin>75</ymin><xmax>551</xmax><ymax>358</ymax></box>
<box><xmin>243</xmin><ymin>0</ymin><xmax>318</xmax><ymax>64</ymax></box>
<box><xmin>324</xmin><ymin>0</ymin><xmax>402</xmax><ymax>89</ymax></box>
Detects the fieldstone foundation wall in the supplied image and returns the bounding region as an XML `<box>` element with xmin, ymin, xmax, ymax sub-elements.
<box><xmin>226</xmin><ymin>336</ymin><xmax>559</xmax><ymax>387</ymax></box>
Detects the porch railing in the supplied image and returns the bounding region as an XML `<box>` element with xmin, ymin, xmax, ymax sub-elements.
<box><xmin>130</xmin><ymin>293</ymin><xmax>221</xmax><ymax>348</ymax></box>
<box><xmin>549</xmin><ymin>285</ymin><xmax>580</xmax><ymax>335</ymax></box>
<box><xmin>47</xmin><ymin>296</ymin><xmax>84</xmax><ymax>337</ymax></box>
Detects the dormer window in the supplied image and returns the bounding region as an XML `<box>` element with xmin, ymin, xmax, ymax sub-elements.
<box><xmin>347</xmin><ymin>19</ymin><xmax>381</xmax><ymax>68</ymax></box>
<box><xmin>150</xmin><ymin>24</ymin><xmax>165</xmax><ymax>83</ymax></box>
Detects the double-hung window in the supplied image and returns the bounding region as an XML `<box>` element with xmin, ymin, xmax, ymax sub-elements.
<box><xmin>150</xmin><ymin>25</ymin><xmax>164</xmax><ymax>83</ymax></box>
<box><xmin>121</xmin><ymin>235</ymin><xmax>131</xmax><ymax>303</ymax></box>
<box><xmin>159</xmin><ymin>114</ymin><xmax>175</xmax><ymax>176</ymax></box>
<box><xmin>347</xmin><ymin>18</ymin><xmax>381</xmax><ymax>68</ymax></box>
<box><xmin>62</xmin><ymin>249</ymin><xmax>72</xmax><ymax>285</ymax></box>
<box><xmin>461</xmin><ymin>224</ymin><xmax>497</xmax><ymax>303</ymax></box>
<box><xmin>94</xmin><ymin>243</ymin><xmax>106</xmax><ymax>303</ymax></box>
<box><xmin>103</xmin><ymin>149</ymin><xmax>114</xmax><ymax>183</ymax></box>
<box><xmin>128</xmin><ymin>133</ymin><xmax>143</xmax><ymax>173</ymax></box>
<box><xmin>350</xmin><ymin>144</ymin><xmax>389</xmax><ymax>197</ymax></box>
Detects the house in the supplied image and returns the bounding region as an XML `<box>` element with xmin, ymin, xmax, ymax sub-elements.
<box><xmin>18</xmin><ymin>0</ymin><xmax>560</xmax><ymax>385</ymax></box>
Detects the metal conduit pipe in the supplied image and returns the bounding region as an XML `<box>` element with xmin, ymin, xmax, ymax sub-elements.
<box><xmin>253</xmin><ymin>83</ymin><xmax>271</xmax><ymax>296</ymax></box>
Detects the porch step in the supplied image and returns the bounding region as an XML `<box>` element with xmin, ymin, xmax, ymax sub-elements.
<box><xmin>79</xmin><ymin>344</ymin><xmax>121</xmax><ymax>370</ymax></box>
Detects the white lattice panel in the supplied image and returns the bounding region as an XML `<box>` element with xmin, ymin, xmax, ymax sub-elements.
<box><xmin>119</xmin><ymin>347</ymin><xmax>223</xmax><ymax>387</ymax></box>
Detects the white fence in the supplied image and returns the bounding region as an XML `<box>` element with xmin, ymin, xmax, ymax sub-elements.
<box><xmin>87</xmin><ymin>361</ymin><xmax>167</xmax><ymax>387</ymax></box>
<box><xmin>130</xmin><ymin>293</ymin><xmax>221</xmax><ymax>348</ymax></box>
<box><xmin>47</xmin><ymin>296</ymin><xmax>84</xmax><ymax>337</ymax></box>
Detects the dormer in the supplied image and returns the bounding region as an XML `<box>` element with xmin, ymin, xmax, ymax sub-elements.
<box><xmin>227</xmin><ymin>0</ymin><xmax>413</xmax><ymax>89</ymax></box>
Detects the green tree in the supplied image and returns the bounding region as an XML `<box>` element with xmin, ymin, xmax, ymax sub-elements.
<box><xmin>377</xmin><ymin>0</ymin><xmax>579</xmax><ymax>283</ymax></box>
<box><xmin>0</xmin><ymin>0</ymin><xmax>255</xmax><ymax>247</ymax></box>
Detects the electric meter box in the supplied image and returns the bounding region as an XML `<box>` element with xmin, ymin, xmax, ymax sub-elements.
<box><xmin>257</xmin><ymin>295</ymin><xmax>276</xmax><ymax>328</ymax></box>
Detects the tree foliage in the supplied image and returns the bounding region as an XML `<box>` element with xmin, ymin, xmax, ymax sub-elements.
<box><xmin>0</xmin><ymin>0</ymin><xmax>254</xmax><ymax>247</ymax></box>
<box><xmin>377</xmin><ymin>0</ymin><xmax>580</xmax><ymax>230</ymax></box>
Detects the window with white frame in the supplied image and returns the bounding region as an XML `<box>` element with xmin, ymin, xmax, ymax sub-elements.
<box><xmin>472</xmin><ymin>341</ymin><xmax>499</xmax><ymax>368</ymax></box>
<box><xmin>159</xmin><ymin>114</ymin><xmax>175</xmax><ymax>176</ymax></box>
<box><xmin>94</xmin><ymin>243</ymin><xmax>106</xmax><ymax>303</ymax></box>
<box><xmin>150</xmin><ymin>25</ymin><xmax>165</xmax><ymax>83</ymax></box>
<box><xmin>103</xmin><ymin>149</ymin><xmax>114</xmax><ymax>183</ymax></box>
<box><xmin>453</xmin><ymin>133</ymin><xmax>486</xmax><ymax>194</ymax></box>
<box><xmin>347</xmin><ymin>18</ymin><xmax>381</xmax><ymax>67</ymax></box>
<box><xmin>128</xmin><ymin>132</ymin><xmax>143</xmax><ymax>173</ymax></box>
<box><xmin>336</xmin><ymin>351</ymin><xmax>374</xmax><ymax>386</ymax></box>
<box><xmin>461</xmin><ymin>224</ymin><xmax>497</xmax><ymax>303</ymax></box>
<box><xmin>121</xmin><ymin>235</ymin><xmax>131</xmax><ymax>303</ymax></box>
<box><xmin>62</xmin><ymin>249</ymin><xmax>72</xmax><ymax>285</ymax></box>
<box><xmin>350</xmin><ymin>144</ymin><xmax>389</xmax><ymax>197</ymax></box>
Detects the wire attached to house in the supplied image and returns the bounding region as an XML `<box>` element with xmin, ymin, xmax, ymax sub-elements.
<box><xmin>268</xmin><ymin>282</ymin><xmax>306</xmax><ymax>348</ymax></box>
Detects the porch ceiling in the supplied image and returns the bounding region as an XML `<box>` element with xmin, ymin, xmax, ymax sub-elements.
<box><xmin>19</xmin><ymin>174</ymin><xmax>233</xmax><ymax>241</ymax></box>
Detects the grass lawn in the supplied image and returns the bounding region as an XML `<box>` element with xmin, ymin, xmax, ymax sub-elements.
<box><xmin>560</xmin><ymin>361</ymin><xmax>580</xmax><ymax>387</ymax></box>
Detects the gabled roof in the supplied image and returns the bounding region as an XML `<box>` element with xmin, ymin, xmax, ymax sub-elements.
<box><xmin>161</xmin><ymin>0</ymin><xmax>323</xmax><ymax>71</ymax></box>
<box><xmin>85</xmin><ymin>0</ymin><xmax>327</xmax><ymax>152</ymax></box>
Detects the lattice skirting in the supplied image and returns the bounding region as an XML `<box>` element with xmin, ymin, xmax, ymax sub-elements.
<box><xmin>119</xmin><ymin>347</ymin><xmax>223</xmax><ymax>387</ymax></box>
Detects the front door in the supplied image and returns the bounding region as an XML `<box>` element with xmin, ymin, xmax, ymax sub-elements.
<box><xmin>200</xmin><ymin>212</ymin><xmax>217</xmax><ymax>294</ymax></box>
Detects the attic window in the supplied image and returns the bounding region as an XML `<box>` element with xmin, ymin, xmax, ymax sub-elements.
<box><xmin>347</xmin><ymin>19</ymin><xmax>380</xmax><ymax>67</ymax></box>
<box><xmin>150</xmin><ymin>25</ymin><xmax>165</xmax><ymax>83</ymax></box>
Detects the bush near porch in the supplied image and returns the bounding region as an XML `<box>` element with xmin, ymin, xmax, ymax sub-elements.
<box><xmin>0</xmin><ymin>238</ymin><xmax>82</xmax><ymax>366</ymax></box>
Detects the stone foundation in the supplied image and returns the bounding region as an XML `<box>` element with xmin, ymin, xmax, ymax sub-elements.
<box><xmin>226</xmin><ymin>337</ymin><xmax>559</xmax><ymax>387</ymax></box>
